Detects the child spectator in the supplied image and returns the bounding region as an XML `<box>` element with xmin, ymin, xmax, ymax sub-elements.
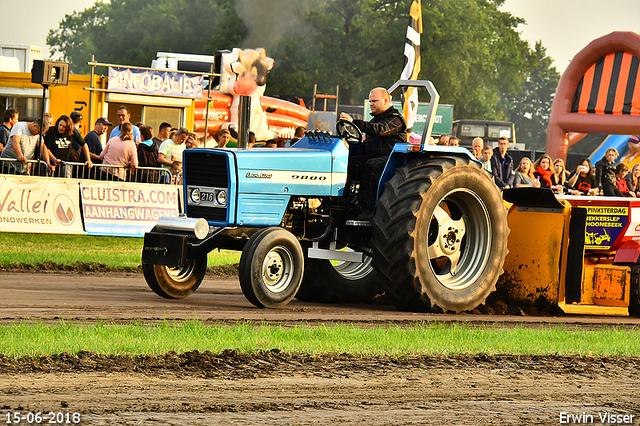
<box><xmin>479</xmin><ymin>146</ymin><xmax>493</xmax><ymax>174</ymax></box>
<box><xmin>615</xmin><ymin>163</ymin><xmax>635</xmax><ymax>197</ymax></box>
<box><xmin>171</xmin><ymin>161</ymin><xmax>182</xmax><ymax>185</ymax></box>
<box><xmin>621</xmin><ymin>135</ymin><xmax>640</xmax><ymax>163</ymax></box>
<box><xmin>137</xmin><ymin>124</ymin><xmax>159</xmax><ymax>183</ymax></box>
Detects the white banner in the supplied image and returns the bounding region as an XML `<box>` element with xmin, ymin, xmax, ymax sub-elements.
<box><xmin>81</xmin><ymin>182</ymin><xmax>180</xmax><ymax>237</ymax></box>
<box><xmin>0</xmin><ymin>177</ymin><xmax>85</xmax><ymax>234</ymax></box>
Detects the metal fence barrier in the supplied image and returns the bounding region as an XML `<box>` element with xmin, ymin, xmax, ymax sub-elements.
<box><xmin>0</xmin><ymin>158</ymin><xmax>173</xmax><ymax>184</ymax></box>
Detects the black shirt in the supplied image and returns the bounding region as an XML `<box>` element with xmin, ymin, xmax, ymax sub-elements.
<box><xmin>352</xmin><ymin>106</ymin><xmax>407</xmax><ymax>159</ymax></box>
<box><xmin>46</xmin><ymin>128</ymin><xmax>85</xmax><ymax>161</ymax></box>
<box><xmin>76</xmin><ymin>130</ymin><xmax>103</xmax><ymax>163</ymax></box>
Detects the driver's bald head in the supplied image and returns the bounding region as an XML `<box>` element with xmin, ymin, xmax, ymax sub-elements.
<box><xmin>368</xmin><ymin>87</ymin><xmax>391</xmax><ymax>116</ymax></box>
<box><xmin>369</xmin><ymin>87</ymin><xmax>390</xmax><ymax>101</ymax></box>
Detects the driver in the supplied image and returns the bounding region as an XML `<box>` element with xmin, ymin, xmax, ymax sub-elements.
<box><xmin>339</xmin><ymin>87</ymin><xmax>407</xmax><ymax>220</ymax></box>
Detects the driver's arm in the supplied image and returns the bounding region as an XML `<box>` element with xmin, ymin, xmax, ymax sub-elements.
<box><xmin>353</xmin><ymin>114</ymin><xmax>405</xmax><ymax>137</ymax></box>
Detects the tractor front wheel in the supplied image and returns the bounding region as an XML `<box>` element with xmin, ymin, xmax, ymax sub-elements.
<box><xmin>239</xmin><ymin>227</ymin><xmax>304</xmax><ymax>308</ymax></box>
<box><xmin>143</xmin><ymin>256</ymin><xmax>208</xmax><ymax>299</ymax></box>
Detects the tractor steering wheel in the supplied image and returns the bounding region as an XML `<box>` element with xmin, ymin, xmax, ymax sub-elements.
<box><xmin>336</xmin><ymin>119</ymin><xmax>363</xmax><ymax>145</ymax></box>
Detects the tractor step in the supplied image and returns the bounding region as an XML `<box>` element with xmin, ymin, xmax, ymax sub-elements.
<box><xmin>345</xmin><ymin>219</ymin><xmax>372</xmax><ymax>227</ymax></box>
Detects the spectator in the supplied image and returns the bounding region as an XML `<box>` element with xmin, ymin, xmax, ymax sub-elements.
<box><xmin>621</xmin><ymin>135</ymin><xmax>640</xmax><ymax>163</ymax></box>
<box><xmin>137</xmin><ymin>124</ymin><xmax>160</xmax><ymax>183</ymax></box>
<box><xmin>286</xmin><ymin>126</ymin><xmax>306</xmax><ymax>147</ymax></box>
<box><xmin>217</xmin><ymin>128</ymin><xmax>231</xmax><ymax>147</ymax></box>
<box><xmin>79</xmin><ymin>117</ymin><xmax>110</xmax><ymax>165</ymax></box>
<box><xmin>513</xmin><ymin>157</ymin><xmax>539</xmax><ymax>187</ymax></box>
<box><xmin>266</xmin><ymin>139</ymin><xmax>278</xmax><ymax>148</ymax></box>
<box><xmin>594</xmin><ymin>148</ymin><xmax>618</xmax><ymax>196</ymax></box>
<box><xmin>338</xmin><ymin>87</ymin><xmax>407</xmax><ymax>220</ymax></box>
<box><xmin>614</xmin><ymin>163</ymin><xmax>634</xmax><ymax>197</ymax></box>
<box><xmin>533</xmin><ymin>154</ymin><xmax>563</xmax><ymax>192</ymax></box>
<box><xmin>471</xmin><ymin>137</ymin><xmax>484</xmax><ymax>159</ymax></box>
<box><xmin>109</xmin><ymin>106</ymin><xmax>141</xmax><ymax>145</ymax></box>
<box><xmin>68</xmin><ymin>111</ymin><xmax>86</xmax><ymax>161</ymax></box>
<box><xmin>152</xmin><ymin>122</ymin><xmax>172</xmax><ymax>149</ymax></box>
<box><xmin>490</xmin><ymin>136</ymin><xmax>514</xmax><ymax>189</ymax></box>
<box><xmin>625</xmin><ymin>163</ymin><xmax>640</xmax><ymax>197</ymax></box>
<box><xmin>185</xmin><ymin>136</ymin><xmax>196</xmax><ymax>149</ymax></box>
<box><xmin>568</xmin><ymin>158</ymin><xmax>599</xmax><ymax>195</ymax></box>
<box><xmin>45</xmin><ymin>115</ymin><xmax>94</xmax><ymax>177</ymax></box>
<box><xmin>158</xmin><ymin>127</ymin><xmax>189</xmax><ymax>172</ymax></box>
<box><xmin>0</xmin><ymin>119</ymin><xmax>49</xmax><ymax>175</ymax></box>
<box><xmin>479</xmin><ymin>146</ymin><xmax>493</xmax><ymax>174</ymax></box>
<box><xmin>449</xmin><ymin>136</ymin><xmax>459</xmax><ymax>147</ymax></box>
<box><xmin>99</xmin><ymin>122</ymin><xmax>138</xmax><ymax>181</ymax></box>
<box><xmin>170</xmin><ymin>161</ymin><xmax>182</xmax><ymax>185</ymax></box>
<box><xmin>436</xmin><ymin>135</ymin><xmax>449</xmax><ymax>146</ymax></box>
<box><xmin>551</xmin><ymin>158</ymin><xmax>580</xmax><ymax>195</ymax></box>
<box><xmin>1</xmin><ymin>109</ymin><xmax>19</xmax><ymax>153</ymax></box>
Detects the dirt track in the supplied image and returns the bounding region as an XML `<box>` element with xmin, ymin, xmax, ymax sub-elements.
<box><xmin>1</xmin><ymin>271</ymin><xmax>639</xmax><ymax>425</ymax></box>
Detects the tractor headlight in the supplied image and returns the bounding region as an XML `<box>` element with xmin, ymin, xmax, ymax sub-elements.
<box><xmin>190</xmin><ymin>188</ymin><xmax>201</xmax><ymax>204</ymax></box>
<box><xmin>216</xmin><ymin>190</ymin><xmax>227</xmax><ymax>206</ymax></box>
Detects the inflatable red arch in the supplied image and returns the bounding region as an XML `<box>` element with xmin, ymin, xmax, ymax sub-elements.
<box><xmin>546</xmin><ymin>32</ymin><xmax>640</xmax><ymax>161</ymax></box>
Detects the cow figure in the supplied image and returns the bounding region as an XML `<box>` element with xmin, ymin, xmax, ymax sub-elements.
<box><xmin>220</xmin><ymin>48</ymin><xmax>276</xmax><ymax>142</ymax></box>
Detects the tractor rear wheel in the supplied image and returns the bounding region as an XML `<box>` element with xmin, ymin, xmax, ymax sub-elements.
<box><xmin>296</xmin><ymin>249</ymin><xmax>382</xmax><ymax>304</ymax></box>
<box><xmin>143</xmin><ymin>256</ymin><xmax>208</xmax><ymax>299</ymax></box>
<box><xmin>372</xmin><ymin>157</ymin><xmax>509</xmax><ymax>312</ymax></box>
<box><xmin>239</xmin><ymin>227</ymin><xmax>304</xmax><ymax>308</ymax></box>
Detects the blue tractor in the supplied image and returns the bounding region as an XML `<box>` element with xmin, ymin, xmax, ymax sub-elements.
<box><xmin>141</xmin><ymin>80</ymin><xmax>509</xmax><ymax>312</ymax></box>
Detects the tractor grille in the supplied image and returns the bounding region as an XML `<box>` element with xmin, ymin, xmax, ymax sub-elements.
<box><xmin>184</xmin><ymin>151</ymin><xmax>229</xmax><ymax>187</ymax></box>
<box><xmin>184</xmin><ymin>151</ymin><xmax>230</xmax><ymax>223</ymax></box>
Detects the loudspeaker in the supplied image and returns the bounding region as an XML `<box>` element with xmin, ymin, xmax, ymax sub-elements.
<box><xmin>211</xmin><ymin>50</ymin><xmax>230</xmax><ymax>89</ymax></box>
<box><xmin>31</xmin><ymin>60</ymin><xmax>69</xmax><ymax>86</ymax></box>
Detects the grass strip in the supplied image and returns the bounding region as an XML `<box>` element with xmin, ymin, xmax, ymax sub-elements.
<box><xmin>0</xmin><ymin>320</ymin><xmax>639</xmax><ymax>358</ymax></box>
<box><xmin>0</xmin><ymin>233</ymin><xmax>240</xmax><ymax>270</ymax></box>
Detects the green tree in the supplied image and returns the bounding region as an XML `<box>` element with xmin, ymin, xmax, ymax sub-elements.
<box><xmin>267</xmin><ymin>0</ymin><xmax>534</xmax><ymax>121</ymax></box>
<box><xmin>501</xmin><ymin>42</ymin><xmax>560</xmax><ymax>149</ymax></box>
<box><xmin>267</xmin><ymin>0</ymin><xmax>407</xmax><ymax>105</ymax></box>
<box><xmin>48</xmin><ymin>0</ymin><xmax>247</xmax><ymax>74</ymax></box>
<box><xmin>419</xmin><ymin>0</ymin><xmax>530</xmax><ymax>120</ymax></box>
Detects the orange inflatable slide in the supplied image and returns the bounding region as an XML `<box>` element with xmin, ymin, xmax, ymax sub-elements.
<box><xmin>193</xmin><ymin>92</ymin><xmax>310</xmax><ymax>141</ymax></box>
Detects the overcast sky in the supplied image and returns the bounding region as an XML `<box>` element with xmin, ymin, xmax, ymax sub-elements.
<box><xmin>3</xmin><ymin>0</ymin><xmax>640</xmax><ymax>74</ymax></box>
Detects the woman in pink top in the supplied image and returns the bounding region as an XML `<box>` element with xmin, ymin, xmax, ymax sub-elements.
<box><xmin>99</xmin><ymin>122</ymin><xmax>138</xmax><ymax>181</ymax></box>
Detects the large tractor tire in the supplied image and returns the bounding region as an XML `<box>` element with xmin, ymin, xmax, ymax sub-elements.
<box><xmin>296</xmin><ymin>249</ymin><xmax>382</xmax><ymax>304</ymax></box>
<box><xmin>239</xmin><ymin>227</ymin><xmax>304</xmax><ymax>308</ymax></box>
<box><xmin>143</xmin><ymin>256</ymin><xmax>208</xmax><ymax>299</ymax></box>
<box><xmin>372</xmin><ymin>156</ymin><xmax>509</xmax><ymax>313</ymax></box>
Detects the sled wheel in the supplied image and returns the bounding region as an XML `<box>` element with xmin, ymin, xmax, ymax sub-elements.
<box><xmin>296</xmin><ymin>248</ymin><xmax>382</xmax><ymax>304</ymax></box>
<box><xmin>239</xmin><ymin>227</ymin><xmax>304</xmax><ymax>308</ymax></box>
<box><xmin>372</xmin><ymin>157</ymin><xmax>509</xmax><ymax>312</ymax></box>
<box><xmin>143</xmin><ymin>256</ymin><xmax>208</xmax><ymax>299</ymax></box>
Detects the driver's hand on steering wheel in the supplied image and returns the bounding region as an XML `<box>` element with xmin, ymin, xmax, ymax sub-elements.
<box><xmin>339</xmin><ymin>112</ymin><xmax>353</xmax><ymax>122</ymax></box>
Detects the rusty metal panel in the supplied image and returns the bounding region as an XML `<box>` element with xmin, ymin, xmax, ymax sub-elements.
<box><xmin>593</xmin><ymin>266</ymin><xmax>630</xmax><ymax>307</ymax></box>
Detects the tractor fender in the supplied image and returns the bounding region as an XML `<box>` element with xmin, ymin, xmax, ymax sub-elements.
<box><xmin>378</xmin><ymin>145</ymin><xmax>481</xmax><ymax>199</ymax></box>
<box><xmin>614</xmin><ymin>240</ymin><xmax>640</xmax><ymax>264</ymax></box>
